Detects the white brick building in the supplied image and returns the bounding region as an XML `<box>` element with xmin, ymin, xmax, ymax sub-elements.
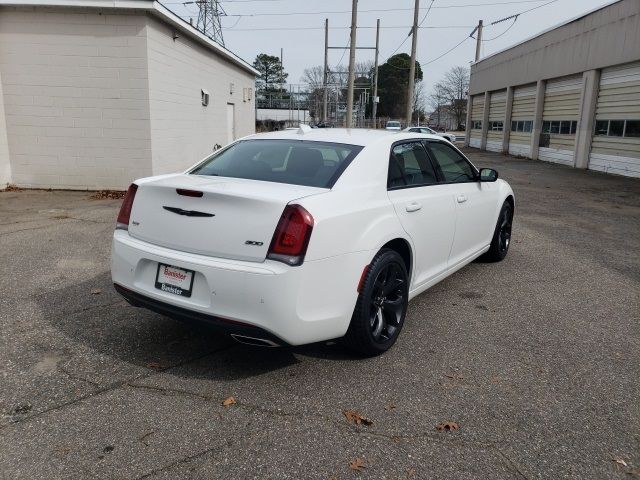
<box><xmin>0</xmin><ymin>0</ymin><xmax>258</xmax><ymax>189</ymax></box>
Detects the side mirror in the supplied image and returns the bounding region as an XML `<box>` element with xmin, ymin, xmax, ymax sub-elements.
<box><xmin>479</xmin><ymin>168</ymin><xmax>499</xmax><ymax>182</ymax></box>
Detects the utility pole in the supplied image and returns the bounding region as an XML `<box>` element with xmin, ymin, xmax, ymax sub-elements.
<box><xmin>323</xmin><ymin>18</ymin><xmax>329</xmax><ymax>124</ymax></box>
<box><xmin>405</xmin><ymin>0</ymin><xmax>420</xmax><ymax>127</ymax></box>
<box><xmin>345</xmin><ymin>0</ymin><xmax>358</xmax><ymax>128</ymax></box>
<box><xmin>474</xmin><ymin>19</ymin><xmax>483</xmax><ymax>62</ymax></box>
<box><xmin>372</xmin><ymin>18</ymin><xmax>380</xmax><ymax>128</ymax></box>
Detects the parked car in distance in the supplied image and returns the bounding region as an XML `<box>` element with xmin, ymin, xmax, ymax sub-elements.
<box><xmin>385</xmin><ymin>120</ymin><xmax>402</xmax><ymax>131</ymax></box>
<box><xmin>112</xmin><ymin>129</ymin><xmax>514</xmax><ymax>356</ymax></box>
<box><xmin>405</xmin><ymin>126</ymin><xmax>457</xmax><ymax>143</ymax></box>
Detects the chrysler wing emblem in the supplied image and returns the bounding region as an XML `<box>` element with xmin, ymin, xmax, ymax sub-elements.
<box><xmin>163</xmin><ymin>206</ymin><xmax>215</xmax><ymax>217</ymax></box>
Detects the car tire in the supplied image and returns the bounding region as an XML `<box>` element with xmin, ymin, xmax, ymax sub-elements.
<box><xmin>481</xmin><ymin>200</ymin><xmax>513</xmax><ymax>262</ymax></box>
<box><xmin>343</xmin><ymin>249</ymin><xmax>409</xmax><ymax>356</ymax></box>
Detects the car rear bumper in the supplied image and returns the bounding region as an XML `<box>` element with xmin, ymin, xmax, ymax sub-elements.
<box><xmin>111</xmin><ymin>230</ymin><xmax>372</xmax><ymax>345</ymax></box>
<box><xmin>114</xmin><ymin>283</ymin><xmax>287</xmax><ymax>346</ymax></box>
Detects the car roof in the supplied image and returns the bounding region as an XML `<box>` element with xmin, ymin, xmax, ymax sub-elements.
<box><xmin>244</xmin><ymin>128</ymin><xmax>444</xmax><ymax>147</ymax></box>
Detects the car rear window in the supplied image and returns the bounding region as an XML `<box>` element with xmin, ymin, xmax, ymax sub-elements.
<box><xmin>190</xmin><ymin>139</ymin><xmax>363</xmax><ymax>188</ymax></box>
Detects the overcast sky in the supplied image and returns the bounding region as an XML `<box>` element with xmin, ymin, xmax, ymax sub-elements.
<box><xmin>164</xmin><ymin>0</ymin><xmax>612</xmax><ymax>94</ymax></box>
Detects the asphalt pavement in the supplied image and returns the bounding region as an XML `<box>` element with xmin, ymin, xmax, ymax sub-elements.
<box><xmin>0</xmin><ymin>148</ymin><xmax>638</xmax><ymax>479</ymax></box>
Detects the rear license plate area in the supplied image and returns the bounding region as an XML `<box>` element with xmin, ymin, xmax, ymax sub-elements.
<box><xmin>155</xmin><ymin>264</ymin><xmax>195</xmax><ymax>298</ymax></box>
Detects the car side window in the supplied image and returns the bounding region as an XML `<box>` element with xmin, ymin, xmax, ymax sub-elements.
<box><xmin>388</xmin><ymin>142</ymin><xmax>438</xmax><ymax>189</ymax></box>
<box><xmin>426</xmin><ymin>141</ymin><xmax>477</xmax><ymax>183</ymax></box>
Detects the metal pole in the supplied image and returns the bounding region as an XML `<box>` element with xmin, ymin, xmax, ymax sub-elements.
<box><xmin>405</xmin><ymin>0</ymin><xmax>420</xmax><ymax>127</ymax></box>
<box><xmin>372</xmin><ymin>18</ymin><xmax>380</xmax><ymax>128</ymax></box>
<box><xmin>345</xmin><ymin>0</ymin><xmax>358</xmax><ymax>128</ymax></box>
<box><xmin>323</xmin><ymin>18</ymin><xmax>329</xmax><ymax>124</ymax></box>
<box><xmin>474</xmin><ymin>20</ymin><xmax>483</xmax><ymax>62</ymax></box>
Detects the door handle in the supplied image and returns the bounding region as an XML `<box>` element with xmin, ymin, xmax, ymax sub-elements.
<box><xmin>456</xmin><ymin>195</ymin><xmax>467</xmax><ymax>203</ymax></box>
<box><xmin>405</xmin><ymin>202</ymin><xmax>422</xmax><ymax>212</ymax></box>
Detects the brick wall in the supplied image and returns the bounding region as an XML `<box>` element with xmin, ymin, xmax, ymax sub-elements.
<box><xmin>0</xmin><ymin>7</ymin><xmax>153</xmax><ymax>189</ymax></box>
<box><xmin>145</xmin><ymin>15</ymin><xmax>255</xmax><ymax>176</ymax></box>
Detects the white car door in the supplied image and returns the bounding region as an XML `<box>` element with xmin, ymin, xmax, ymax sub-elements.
<box><xmin>387</xmin><ymin>141</ymin><xmax>456</xmax><ymax>288</ymax></box>
<box><xmin>424</xmin><ymin>141</ymin><xmax>499</xmax><ymax>268</ymax></box>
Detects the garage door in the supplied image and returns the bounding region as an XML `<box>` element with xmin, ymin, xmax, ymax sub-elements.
<box><xmin>539</xmin><ymin>75</ymin><xmax>582</xmax><ymax>166</ymax></box>
<box><xmin>508</xmin><ymin>84</ymin><xmax>536</xmax><ymax>157</ymax></box>
<box><xmin>469</xmin><ymin>95</ymin><xmax>484</xmax><ymax>148</ymax></box>
<box><xmin>589</xmin><ymin>61</ymin><xmax>640</xmax><ymax>177</ymax></box>
<box><xmin>486</xmin><ymin>90</ymin><xmax>506</xmax><ymax>152</ymax></box>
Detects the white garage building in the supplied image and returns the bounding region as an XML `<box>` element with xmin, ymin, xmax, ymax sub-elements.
<box><xmin>465</xmin><ymin>0</ymin><xmax>640</xmax><ymax>178</ymax></box>
<box><xmin>0</xmin><ymin>0</ymin><xmax>258</xmax><ymax>190</ymax></box>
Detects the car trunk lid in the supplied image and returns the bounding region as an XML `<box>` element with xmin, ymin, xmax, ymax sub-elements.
<box><xmin>128</xmin><ymin>174</ymin><xmax>326</xmax><ymax>262</ymax></box>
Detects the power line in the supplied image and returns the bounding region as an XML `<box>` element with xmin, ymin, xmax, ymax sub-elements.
<box><xmin>163</xmin><ymin>0</ymin><xmax>555</xmax><ymax>16</ymax></box>
<box><xmin>222</xmin><ymin>24</ymin><xmax>475</xmax><ymax>32</ymax></box>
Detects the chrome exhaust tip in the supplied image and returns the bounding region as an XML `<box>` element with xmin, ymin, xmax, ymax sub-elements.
<box><xmin>230</xmin><ymin>334</ymin><xmax>280</xmax><ymax>347</ymax></box>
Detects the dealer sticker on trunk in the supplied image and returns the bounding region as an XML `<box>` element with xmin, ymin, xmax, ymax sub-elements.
<box><xmin>155</xmin><ymin>264</ymin><xmax>194</xmax><ymax>298</ymax></box>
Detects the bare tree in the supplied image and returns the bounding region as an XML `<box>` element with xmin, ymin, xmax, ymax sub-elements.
<box><xmin>428</xmin><ymin>82</ymin><xmax>449</xmax><ymax>127</ymax></box>
<box><xmin>301</xmin><ymin>65</ymin><xmax>325</xmax><ymax>87</ymax></box>
<box><xmin>412</xmin><ymin>80</ymin><xmax>427</xmax><ymax>123</ymax></box>
<box><xmin>437</xmin><ymin>66</ymin><xmax>469</xmax><ymax>129</ymax></box>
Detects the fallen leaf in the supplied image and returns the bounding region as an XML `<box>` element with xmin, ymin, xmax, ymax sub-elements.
<box><xmin>384</xmin><ymin>402</ymin><xmax>396</xmax><ymax>411</ymax></box>
<box><xmin>406</xmin><ymin>467</ymin><xmax>416</xmax><ymax>478</ymax></box>
<box><xmin>222</xmin><ymin>396</ymin><xmax>236</xmax><ymax>407</ymax></box>
<box><xmin>435</xmin><ymin>421</ymin><xmax>460</xmax><ymax>431</ymax></box>
<box><xmin>146</xmin><ymin>362</ymin><xmax>162</xmax><ymax>370</ymax></box>
<box><xmin>90</xmin><ymin>288</ymin><xmax>102</xmax><ymax>295</ymax></box>
<box><xmin>343</xmin><ymin>409</ymin><xmax>373</xmax><ymax>426</ymax></box>
<box><xmin>349</xmin><ymin>458</ymin><xmax>366</xmax><ymax>471</ymax></box>
<box><xmin>612</xmin><ymin>455</ymin><xmax>628</xmax><ymax>467</ymax></box>
<box><xmin>55</xmin><ymin>447</ymin><xmax>72</xmax><ymax>456</ymax></box>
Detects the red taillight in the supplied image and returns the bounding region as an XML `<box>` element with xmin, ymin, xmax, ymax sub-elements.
<box><xmin>267</xmin><ymin>204</ymin><xmax>314</xmax><ymax>266</ymax></box>
<box><xmin>116</xmin><ymin>183</ymin><xmax>138</xmax><ymax>230</ymax></box>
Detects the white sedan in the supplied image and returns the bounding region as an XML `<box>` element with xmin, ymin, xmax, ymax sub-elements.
<box><xmin>405</xmin><ymin>126</ymin><xmax>457</xmax><ymax>144</ymax></box>
<box><xmin>112</xmin><ymin>128</ymin><xmax>514</xmax><ymax>355</ymax></box>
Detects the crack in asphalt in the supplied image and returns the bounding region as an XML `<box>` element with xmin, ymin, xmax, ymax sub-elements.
<box><xmin>0</xmin><ymin>346</ymin><xmax>232</xmax><ymax>432</ymax></box>
<box><xmin>123</xmin><ymin>384</ymin><xmax>526</xmax><ymax>479</ymax></box>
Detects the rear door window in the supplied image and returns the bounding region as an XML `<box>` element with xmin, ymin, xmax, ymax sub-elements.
<box><xmin>388</xmin><ymin>142</ymin><xmax>438</xmax><ymax>189</ymax></box>
<box><xmin>190</xmin><ymin>139</ymin><xmax>363</xmax><ymax>188</ymax></box>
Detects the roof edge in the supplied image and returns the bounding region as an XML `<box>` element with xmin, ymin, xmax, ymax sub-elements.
<box><xmin>472</xmin><ymin>0</ymin><xmax>621</xmax><ymax>67</ymax></box>
<box><xmin>0</xmin><ymin>0</ymin><xmax>259</xmax><ymax>76</ymax></box>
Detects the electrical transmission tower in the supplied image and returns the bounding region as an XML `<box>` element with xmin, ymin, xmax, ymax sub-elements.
<box><xmin>189</xmin><ymin>0</ymin><xmax>226</xmax><ymax>46</ymax></box>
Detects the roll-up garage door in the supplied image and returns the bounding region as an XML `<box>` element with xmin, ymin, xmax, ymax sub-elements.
<box><xmin>539</xmin><ymin>75</ymin><xmax>582</xmax><ymax>166</ymax></box>
<box><xmin>486</xmin><ymin>90</ymin><xmax>506</xmax><ymax>152</ymax></box>
<box><xmin>508</xmin><ymin>84</ymin><xmax>536</xmax><ymax>157</ymax></box>
<box><xmin>469</xmin><ymin>95</ymin><xmax>484</xmax><ymax>148</ymax></box>
<box><xmin>589</xmin><ymin>61</ymin><xmax>640</xmax><ymax>177</ymax></box>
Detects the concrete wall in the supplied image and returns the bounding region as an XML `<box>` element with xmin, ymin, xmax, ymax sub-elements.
<box><xmin>146</xmin><ymin>15</ymin><xmax>255</xmax><ymax>176</ymax></box>
<box><xmin>469</xmin><ymin>0</ymin><xmax>640</xmax><ymax>95</ymax></box>
<box><xmin>0</xmin><ymin>66</ymin><xmax>10</xmax><ymax>186</ymax></box>
<box><xmin>0</xmin><ymin>6</ymin><xmax>153</xmax><ymax>189</ymax></box>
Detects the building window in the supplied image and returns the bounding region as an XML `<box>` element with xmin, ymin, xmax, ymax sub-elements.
<box><xmin>490</xmin><ymin>121</ymin><xmax>503</xmax><ymax>131</ymax></box>
<box><xmin>512</xmin><ymin>120</ymin><xmax>533</xmax><ymax>133</ymax></box>
<box><xmin>472</xmin><ymin>120</ymin><xmax>482</xmax><ymax>129</ymax></box>
<box><xmin>542</xmin><ymin>120</ymin><xmax>577</xmax><ymax>135</ymax></box>
<box><xmin>626</xmin><ymin>120</ymin><xmax>640</xmax><ymax>137</ymax></box>
<box><xmin>609</xmin><ymin>120</ymin><xmax>624</xmax><ymax>137</ymax></box>
<box><xmin>595</xmin><ymin>120</ymin><xmax>609</xmax><ymax>135</ymax></box>
<box><xmin>594</xmin><ymin>119</ymin><xmax>640</xmax><ymax>137</ymax></box>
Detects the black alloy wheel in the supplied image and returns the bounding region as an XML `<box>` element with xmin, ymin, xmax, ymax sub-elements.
<box><xmin>482</xmin><ymin>200</ymin><xmax>514</xmax><ymax>262</ymax></box>
<box><xmin>369</xmin><ymin>262</ymin><xmax>405</xmax><ymax>343</ymax></box>
<box><xmin>497</xmin><ymin>203</ymin><xmax>513</xmax><ymax>255</ymax></box>
<box><xmin>343</xmin><ymin>249</ymin><xmax>409</xmax><ymax>356</ymax></box>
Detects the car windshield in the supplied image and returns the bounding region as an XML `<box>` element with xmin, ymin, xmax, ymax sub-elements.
<box><xmin>387</xmin><ymin>122</ymin><xmax>400</xmax><ymax>127</ymax></box>
<box><xmin>190</xmin><ymin>139</ymin><xmax>363</xmax><ymax>188</ymax></box>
